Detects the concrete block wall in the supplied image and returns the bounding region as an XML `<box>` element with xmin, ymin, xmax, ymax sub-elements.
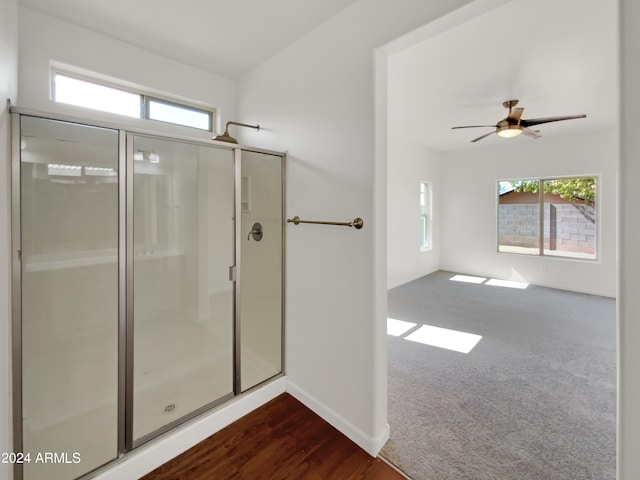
<box><xmin>499</xmin><ymin>203</ymin><xmax>596</xmax><ymax>254</ymax></box>
<box><xmin>498</xmin><ymin>204</ymin><xmax>539</xmax><ymax>248</ymax></box>
<box><xmin>544</xmin><ymin>203</ymin><xmax>596</xmax><ymax>254</ymax></box>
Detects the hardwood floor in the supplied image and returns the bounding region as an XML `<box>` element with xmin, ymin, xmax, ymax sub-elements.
<box><xmin>141</xmin><ymin>393</ymin><xmax>405</xmax><ymax>480</ymax></box>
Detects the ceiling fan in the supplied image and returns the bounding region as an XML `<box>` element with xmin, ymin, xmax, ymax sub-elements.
<box><xmin>452</xmin><ymin>100</ymin><xmax>586</xmax><ymax>143</ymax></box>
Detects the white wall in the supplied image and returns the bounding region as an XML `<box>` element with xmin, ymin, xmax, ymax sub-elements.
<box><xmin>438</xmin><ymin>129</ymin><xmax>617</xmax><ymax>296</ymax></box>
<box><xmin>0</xmin><ymin>1</ymin><xmax>18</xmax><ymax>479</ymax></box>
<box><xmin>237</xmin><ymin>0</ymin><xmax>475</xmax><ymax>455</ymax></box>
<box><xmin>18</xmin><ymin>7</ymin><xmax>237</xmax><ymax>137</ymax></box>
<box><xmin>619</xmin><ymin>1</ymin><xmax>640</xmax><ymax>477</ymax></box>
<box><xmin>387</xmin><ymin>141</ymin><xmax>441</xmax><ymax>289</ymax></box>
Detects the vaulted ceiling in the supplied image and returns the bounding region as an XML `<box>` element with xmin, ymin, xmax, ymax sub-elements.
<box><xmin>18</xmin><ymin>0</ymin><xmax>618</xmax><ymax>152</ymax></box>
<box><xmin>18</xmin><ymin>0</ymin><xmax>359</xmax><ymax>79</ymax></box>
<box><xmin>389</xmin><ymin>0</ymin><xmax>618</xmax><ymax>151</ymax></box>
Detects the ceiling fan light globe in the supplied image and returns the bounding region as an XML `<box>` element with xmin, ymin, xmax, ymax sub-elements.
<box><xmin>497</xmin><ymin>125</ymin><xmax>523</xmax><ymax>138</ymax></box>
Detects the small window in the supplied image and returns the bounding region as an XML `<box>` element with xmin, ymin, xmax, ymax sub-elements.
<box><xmin>420</xmin><ymin>182</ymin><xmax>431</xmax><ymax>250</ymax></box>
<box><xmin>497</xmin><ymin>176</ymin><xmax>597</xmax><ymax>260</ymax></box>
<box><xmin>146</xmin><ymin>98</ymin><xmax>212</xmax><ymax>131</ymax></box>
<box><xmin>52</xmin><ymin>72</ymin><xmax>214</xmax><ymax>131</ymax></box>
<box><xmin>54</xmin><ymin>74</ymin><xmax>141</xmax><ymax>118</ymax></box>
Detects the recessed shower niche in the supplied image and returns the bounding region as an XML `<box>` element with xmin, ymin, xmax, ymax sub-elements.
<box><xmin>12</xmin><ymin>113</ymin><xmax>284</xmax><ymax>480</ymax></box>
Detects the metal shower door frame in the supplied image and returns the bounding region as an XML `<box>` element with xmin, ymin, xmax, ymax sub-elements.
<box><xmin>123</xmin><ymin>130</ymin><xmax>240</xmax><ymax>450</ymax></box>
<box><xmin>10</xmin><ymin>107</ymin><xmax>286</xmax><ymax>479</ymax></box>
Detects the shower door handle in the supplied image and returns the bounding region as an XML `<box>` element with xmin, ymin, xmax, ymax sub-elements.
<box><xmin>247</xmin><ymin>222</ymin><xmax>263</xmax><ymax>241</ymax></box>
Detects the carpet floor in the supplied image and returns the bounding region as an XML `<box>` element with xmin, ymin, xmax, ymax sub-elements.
<box><xmin>381</xmin><ymin>270</ymin><xmax>616</xmax><ymax>480</ymax></box>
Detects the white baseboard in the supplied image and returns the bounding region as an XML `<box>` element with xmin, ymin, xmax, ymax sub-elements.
<box><xmin>286</xmin><ymin>380</ymin><xmax>390</xmax><ymax>457</ymax></box>
<box><xmin>93</xmin><ymin>376</ymin><xmax>388</xmax><ymax>479</ymax></box>
<box><xmin>371</xmin><ymin>421</ymin><xmax>392</xmax><ymax>456</ymax></box>
<box><xmin>93</xmin><ymin>377</ymin><xmax>286</xmax><ymax>480</ymax></box>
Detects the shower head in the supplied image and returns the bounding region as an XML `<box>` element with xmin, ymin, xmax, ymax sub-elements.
<box><xmin>213</xmin><ymin>128</ymin><xmax>238</xmax><ymax>144</ymax></box>
<box><xmin>214</xmin><ymin>121</ymin><xmax>260</xmax><ymax>144</ymax></box>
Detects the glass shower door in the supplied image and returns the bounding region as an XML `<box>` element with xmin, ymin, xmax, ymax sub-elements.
<box><xmin>240</xmin><ymin>150</ymin><xmax>283</xmax><ymax>391</ymax></box>
<box><xmin>130</xmin><ymin>135</ymin><xmax>235</xmax><ymax>444</ymax></box>
<box><xmin>19</xmin><ymin>117</ymin><xmax>120</xmax><ymax>480</ymax></box>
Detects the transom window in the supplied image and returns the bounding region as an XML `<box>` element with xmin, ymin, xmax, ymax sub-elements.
<box><xmin>52</xmin><ymin>72</ymin><xmax>214</xmax><ymax>131</ymax></box>
<box><xmin>497</xmin><ymin>176</ymin><xmax>597</xmax><ymax>260</ymax></box>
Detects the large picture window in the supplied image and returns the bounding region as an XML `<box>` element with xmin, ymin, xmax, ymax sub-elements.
<box><xmin>497</xmin><ymin>177</ymin><xmax>597</xmax><ymax>260</ymax></box>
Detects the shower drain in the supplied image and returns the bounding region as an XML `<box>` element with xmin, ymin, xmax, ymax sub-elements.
<box><xmin>163</xmin><ymin>403</ymin><xmax>177</xmax><ymax>415</ymax></box>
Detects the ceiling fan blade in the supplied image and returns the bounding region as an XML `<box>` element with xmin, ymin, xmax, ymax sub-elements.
<box><xmin>521</xmin><ymin>127</ymin><xmax>541</xmax><ymax>139</ymax></box>
<box><xmin>471</xmin><ymin>130</ymin><xmax>496</xmax><ymax>143</ymax></box>
<box><xmin>451</xmin><ymin>125</ymin><xmax>496</xmax><ymax>129</ymax></box>
<box><xmin>520</xmin><ymin>114</ymin><xmax>586</xmax><ymax>127</ymax></box>
<box><xmin>508</xmin><ymin>107</ymin><xmax>524</xmax><ymax>122</ymax></box>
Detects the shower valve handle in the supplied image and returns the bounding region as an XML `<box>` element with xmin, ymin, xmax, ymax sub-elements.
<box><xmin>248</xmin><ymin>222</ymin><xmax>263</xmax><ymax>241</ymax></box>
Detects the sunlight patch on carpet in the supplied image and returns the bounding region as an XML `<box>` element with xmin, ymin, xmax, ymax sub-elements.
<box><xmin>449</xmin><ymin>274</ymin><xmax>487</xmax><ymax>284</ymax></box>
<box><xmin>449</xmin><ymin>274</ymin><xmax>529</xmax><ymax>289</ymax></box>
<box><xmin>404</xmin><ymin>324</ymin><xmax>482</xmax><ymax>353</ymax></box>
<box><xmin>387</xmin><ymin>318</ymin><xmax>417</xmax><ymax>337</ymax></box>
<box><xmin>485</xmin><ymin>278</ymin><xmax>529</xmax><ymax>289</ymax></box>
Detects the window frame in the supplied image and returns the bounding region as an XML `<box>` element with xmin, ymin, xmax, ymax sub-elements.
<box><xmin>496</xmin><ymin>175</ymin><xmax>599</xmax><ymax>261</ymax></box>
<box><xmin>51</xmin><ymin>70</ymin><xmax>215</xmax><ymax>132</ymax></box>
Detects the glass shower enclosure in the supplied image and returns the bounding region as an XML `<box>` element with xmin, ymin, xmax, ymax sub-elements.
<box><xmin>12</xmin><ymin>112</ymin><xmax>284</xmax><ymax>480</ymax></box>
